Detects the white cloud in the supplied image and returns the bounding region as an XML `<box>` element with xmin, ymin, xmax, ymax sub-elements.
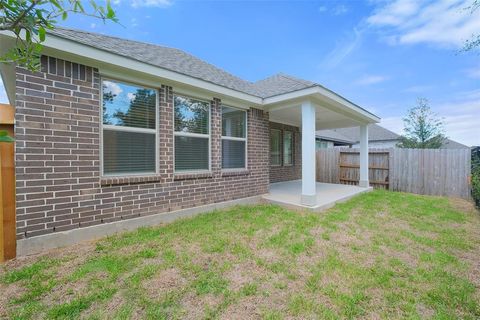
<box><xmin>333</xmin><ymin>4</ymin><xmax>349</xmax><ymax>15</ymax></box>
<box><xmin>355</xmin><ymin>74</ymin><xmax>389</xmax><ymax>85</ymax></box>
<box><xmin>367</xmin><ymin>0</ymin><xmax>480</xmax><ymax>48</ymax></box>
<box><xmin>131</xmin><ymin>0</ymin><xmax>173</xmax><ymax>8</ymax></box>
<box><xmin>321</xmin><ymin>28</ymin><xmax>363</xmax><ymax>69</ymax></box>
<box><xmin>465</xmin><ymin>65</ymin><xmax>480</xmax><ymax>78</ymax></box>
<box><xmin>403</xmin><ymin>85</ymin><xmax>434</xmax><ymax>93</ymax></box>
<box><xmin>127</xmin><ymin>92</ymin><xmax>136</xmax><ymax>102</ymax></box>
<box><xmin>318</xmin><ymin>6</ymin><xmax>327</xmax><ymax>13</ymax></box>
<box><xmin>102</xmin><ymin>81</ymin><xmax>123</xmax><ymax>96</ymax></box>
<box><xmin>0</xmin><ymin>77</ymin><xmax>8</xmax><ymax>104</ymax></box>
<box><xmin>131</xmin><ymin>18</ymin><xmax>138</xmax><ymax>27</ymax></box>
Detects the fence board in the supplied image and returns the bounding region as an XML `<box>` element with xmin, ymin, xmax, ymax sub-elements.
<box><xmin>316</xmin><ymin>148</ymin><xmax>471</xmax><ymax>199</ymax></box>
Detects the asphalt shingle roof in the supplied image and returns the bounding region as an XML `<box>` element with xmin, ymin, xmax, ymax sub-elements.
<box><xmin>317</xmin><ymin>124</ymin><xmax>470</xmax><ymax>148</ymax></box>
<box><xmin>315</xmin><ymin>129</ymin><xmax>356</xmax><ymax>144</ymax></box>
<box><xmin>323</xmin><ymin>124</ymin><xmax>401</xmax><ymax>142</ymax></box>
<box><xmin>48</xmin><ymin>28</ymin><xmax>315</xmax><ymax>98</ymax></box>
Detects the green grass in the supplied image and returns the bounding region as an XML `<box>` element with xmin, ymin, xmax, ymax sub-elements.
<box><xmin>1</xmin><ymin>190</ymin><xmax>479</xmax><ymax>319</ymax></box>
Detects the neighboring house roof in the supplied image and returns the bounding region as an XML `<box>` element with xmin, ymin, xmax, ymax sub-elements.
<box><xmin>334</xmin><ymin>124</ymin><xmax>400</xmax><ymax>142</ymax></box>
<box><xmin>441</xmin><ymin>139</ymin><xmax>470</xmax><ymax>149</ymax></box>
<box><xmin>316</xmin><ymin>124</ymin><xmax>470</xmax><ymax>149</ymax></box>
<box><xmin>316</xmin><ymin>124</ymin><xmax>399</xmax><ymax>143</ymax></box>
<box><xmin>48</xmin><ymin>28</ymin><xmax>316</xmax><ymax>99</ymax></box>
<box><xmin>315</xmin><ymin>129</ymin><xmax>355</xmax><ymax>144</ymax></box>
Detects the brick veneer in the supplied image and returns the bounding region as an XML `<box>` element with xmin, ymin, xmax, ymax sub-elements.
<box><xmin>14</xmin><ymin>56</ymin><xmax>270</xmax><ymax>240</ymax></box>
<box><xmin>269</xmin><ymin>122</ymin><xmax>302</xmax><ymax>183</ymax></box>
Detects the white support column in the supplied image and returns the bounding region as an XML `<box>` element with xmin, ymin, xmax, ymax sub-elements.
<box><xmin>301</xmin><ymin>101</ymin><xmax>317</xmax><ymax>206</ymax></box>
<box><xmin>359</xmin><ymin>124</ymin><xmax>369</xmax><ymax>188</ymax></box>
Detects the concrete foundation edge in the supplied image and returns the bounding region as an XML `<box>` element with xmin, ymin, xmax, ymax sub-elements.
<box><xmin>17</xmin><ymin>195</ymin><xmax>262</xmax><ymax>257</ymax></box>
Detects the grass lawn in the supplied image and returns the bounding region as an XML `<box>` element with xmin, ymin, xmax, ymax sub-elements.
<box><xmin>1</xmin><ymin>190</ymin><xmax>480</xmax><ymax>319</ymax></box>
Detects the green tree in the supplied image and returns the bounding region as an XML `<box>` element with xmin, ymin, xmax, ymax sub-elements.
<box><xmin>397</xmin><ymin>98</ymin><xmax>446</xmax><ymax>149</ymax></box>
<box><xmin>0</xmin><ymin>0</ymin><xmax>118</xmax><ymax>71</ymax></box>
<box><xmin>113</xmin><ymin>89</ymin><xmax>156</xmax><ymax>129</ymax></box>
<box><xmin>463</xmin><ymin>0</ymin><xmax>480</xmax><ymax>51</ymax></box>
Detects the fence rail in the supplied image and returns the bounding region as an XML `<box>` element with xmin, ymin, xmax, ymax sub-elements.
<box><xmin>316</xmin><ymin>148</ymin><xmax>471</xmax><ymax>199</ymax></box>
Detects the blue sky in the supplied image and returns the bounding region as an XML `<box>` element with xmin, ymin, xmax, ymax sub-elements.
<box><xmin>1</xmin><ymin>0</ymin><xmax>479</xmax><ymax>145</ymax></box>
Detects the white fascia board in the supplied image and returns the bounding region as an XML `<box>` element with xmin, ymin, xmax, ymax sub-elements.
<box><xmin>28</xmin><ymin>33</ymin><xmax>263</xmax><ymax>106</ymax></box>
<box><xmin>264</xmin><ymin>86</ymin><xmax>380</xmax><ymax>123</ymax></box>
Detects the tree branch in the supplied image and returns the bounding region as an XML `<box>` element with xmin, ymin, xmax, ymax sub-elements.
<box><xmin>10</xmin><ymin>0</ymin><xmax>39</xmax><ymax>30</ymax></box>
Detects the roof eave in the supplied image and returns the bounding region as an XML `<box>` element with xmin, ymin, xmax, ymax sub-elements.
<box><xmin>263</xmin><ymin>86</ymin><xmax>381</xmax><ymax>123</ymax></box>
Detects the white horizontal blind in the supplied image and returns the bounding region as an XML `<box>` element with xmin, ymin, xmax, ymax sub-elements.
<box><xmin>102</xmin><ymin>79</ymin><xmax>157</xmax><ymax>175</ymax></box>
<box><xmin>270</xmin><ymin>129</ymin><xmax>281</xmax><ymax>165</ymax></box>
<box><xmin>222</xmin><ymin>106</ymin><xmax>247</xmax><ymax>169</ymax></box>
<box><xmin>284</xmin><ymin>131</ymin><xmax>293</xmax><ymax>165</ymax></box>
<box><xmin>174</xmin><ymin>95</ymin><xmax>210</xmax><ymax>171</ymax></box>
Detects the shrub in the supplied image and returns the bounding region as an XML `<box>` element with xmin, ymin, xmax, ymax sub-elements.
<box><xmin>472</xmin><ymin>147</ymin><xmax>480</xmax><ymax>208</ymax></box>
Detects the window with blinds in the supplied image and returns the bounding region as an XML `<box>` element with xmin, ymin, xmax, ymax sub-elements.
<box><xmin>102</xmin><ymin>79</ymin><xmax>157</xmax><ymax>175</ymax></box>
<box><xmin>270</xmin><ymin>129</ymin><xmax>282</xmax><ymax>166</ymax></box>
<box><xmin>222</xmin><ymin>106</ymin><xmax>247</xmax><ymax>169</ymax></box>
<box><xmin>174</xmin><ymin>95</ymin><xmax>210</xmax><ymax>171</ymax></box>
<box><xmin>283</xmin><ymin>131</ymin><xmax>293</xmax><ymax>165</ymax></box>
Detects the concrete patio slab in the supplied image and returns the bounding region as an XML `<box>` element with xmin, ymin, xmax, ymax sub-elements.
<box><xmin>262</xmin><ymin>180</ymin><xmax>372</xmax><ymax>211</ymax></box>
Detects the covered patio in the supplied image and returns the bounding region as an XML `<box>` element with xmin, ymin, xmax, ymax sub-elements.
<box><xmin>263</xmin><ymin>180</ymin><xmax>372</xmax><ymax>211</ymax></box>
<box><xmin>263</xmin><ymin>86</ymin><xmax>380</xmax><ymax>210</ymax></box>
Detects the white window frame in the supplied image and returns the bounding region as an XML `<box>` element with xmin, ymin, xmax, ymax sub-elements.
<box><xmin>283</xmin><ymin>130</ymin><xmax>293</xmax><ymax>166</ymax></box>
<box><xmin>173</xmin><ymin>94</ymin><xmax>211</xmax><ymax>173</ymax></box>
<box><xmin>100</xmin><ymin>77</ymin><xmax>159</xmax><ymax>177</ymax></box>
<box><xmin>221</xmin><ymin>105</ymin><xmax>248</xmax><ymax>170</ymax></box>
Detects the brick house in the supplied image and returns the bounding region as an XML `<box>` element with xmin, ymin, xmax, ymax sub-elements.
<box><xmin>0</xmin><ymin>28</ymin><xmax>379</xmax><ymax>256</ymax></box>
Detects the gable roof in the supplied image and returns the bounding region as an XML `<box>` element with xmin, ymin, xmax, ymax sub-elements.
<box><xmin>253</xmin><ymin>73</ymin><xmax>316</xmax><ymax>97</ymax></box>
<box><xmin>48</xmin><ymin>28</ymin><xmax>315</xmax><ymax>99</ymax></box>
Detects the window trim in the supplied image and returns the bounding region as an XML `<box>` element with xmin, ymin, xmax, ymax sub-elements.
<box><xmin>283</xmin><ymin>130</ymin><xmax>294</xmax><ymax>166</ymax></box>
<box><xmin>270</xmin><ymin>128</ymin><xmax>282</xmax><ymax>167</ymax></box>
<box><xmin>100</xmin><ymin>77</ymin><xmax>159</xmax><ymax>177</ymax></box>
<box><xmin>173</xmin><ymin>93</ymin><xmax>212</xmax><ymax>173</ymax></box>
<box><xmin>221</xmin><ymin>105</ymin><xmax>248</xmax><ymax>170</ymax></box>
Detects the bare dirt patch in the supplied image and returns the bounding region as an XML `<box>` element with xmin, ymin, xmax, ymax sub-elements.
<box><xmin>143</xmin><ymin>268</ymin><xmax>187</xmax><ymax>299</ymax></box>
<box><xmin>225</xmin><ymin>260</ymin><xmax>262</xmax><ymax>291</ymax></box>
<box><xmin>219</xmin><ymin>296</ymin><xmax>267</xmax><ymax>320</ymax></box>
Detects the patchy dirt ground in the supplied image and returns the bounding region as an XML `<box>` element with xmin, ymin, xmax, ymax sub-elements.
<box><xmin>1</xmin><ymin>190</ymin><xmax>480</xmax><ymax>319</ymax></box>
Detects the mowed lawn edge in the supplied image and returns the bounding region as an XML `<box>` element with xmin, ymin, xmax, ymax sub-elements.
<box><xmin>1</xmin><ymin>190</ymin><xmax>479</xmax><ymax>319</ymax></box>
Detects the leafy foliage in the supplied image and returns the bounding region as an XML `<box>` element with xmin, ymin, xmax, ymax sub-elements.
<box><xmin>463</xmin><ymin>0</ymin><xmax>480</xmax><ymax>52</ymax></box>
<box><xmin>397</xmin><ymin>98</ymin><xmax>446</xmax><ymax>149</ymax></box>
<box><xmin>472</xmin><ymin>146</ymin><xmax>480</xmax><ymax>207</ymax></box>
<box><xmin>0</xmin><ymin>0</ymin><xmax>118</xmax><ymax>71</ymax></box>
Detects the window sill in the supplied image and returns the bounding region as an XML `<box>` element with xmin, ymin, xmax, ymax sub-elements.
<box><xmin>221</xmin><ymin>169</ymin><xmax>250</xmax><ymax>177</ymax></box>
<box><xmin>174</xmin><ymin>171</ymin><xmax>213</xmax><ymax>181</ymax></box>
<box><xmin>100</xmin><ymin>174</ymin><xmax>161</xmax><ymax>186</ymax></box>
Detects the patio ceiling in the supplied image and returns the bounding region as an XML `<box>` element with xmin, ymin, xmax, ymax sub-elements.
<box><xmin>264</xmin><ymin>88</ymin><xmax>379</xmax><ymax>130</ymax></box>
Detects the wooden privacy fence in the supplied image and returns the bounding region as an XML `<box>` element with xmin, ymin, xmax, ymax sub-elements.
<box><xmin>0</xmin><ymin>104</ymin><xmax>15</xmax><ymax>262</ymax></box>
<box><xmin>316</xmin><ymin>148</ymin><xmax>471</xmax><ymax>199</ymax></box>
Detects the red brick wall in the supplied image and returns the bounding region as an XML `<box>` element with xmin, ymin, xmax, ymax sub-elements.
<box><xmin>14</xmin><ymin>56</ymin><xmax>270</xmax><ymax>240</ymax></box>
<box><xmin>269</xmin><ymin>122</ymin><xmax>302</xmax><ymax>183</ymax></box>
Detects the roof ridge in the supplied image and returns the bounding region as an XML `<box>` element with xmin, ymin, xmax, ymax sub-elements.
<box><xmin>276</xmin><ymin>73</ymin><xmax>317</xmax><ymax>87</ymax></box>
